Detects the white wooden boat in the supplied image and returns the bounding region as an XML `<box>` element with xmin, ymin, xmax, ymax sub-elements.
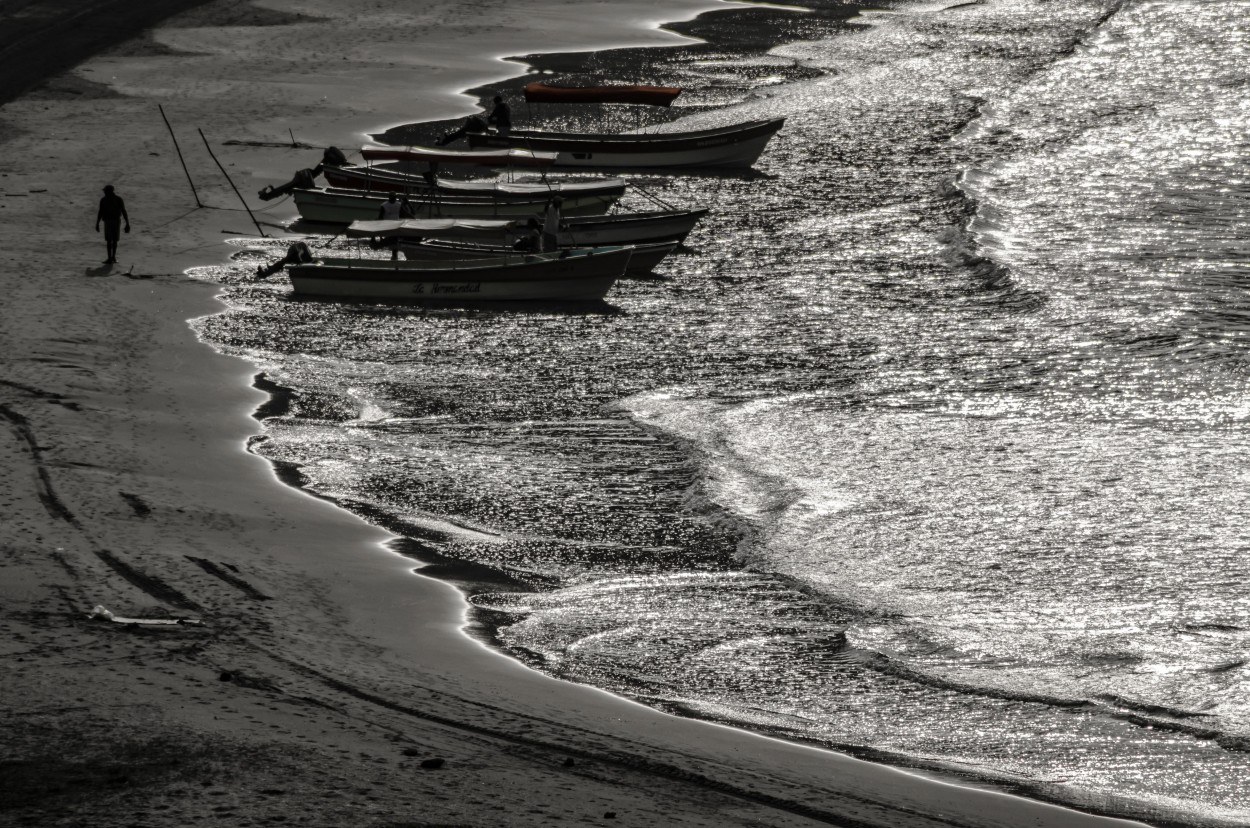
<box><xmin>461</xmin><ymin>83</ymin><xmax>785</xmax><ymax>170</ymax></box>
<box><xmin>287</xmin><ymin>247</ymin><xmax>632</xmax><ymax>302</ymax></box>
<box><xmin>291</xmin><ymin>186</ymin><xmax>616</xmax><ymax>225</ymax></box>
<box><xmin>320</xmin><ymin>163</ymin><xmax>627</xmax><ymax>200</ymax></box>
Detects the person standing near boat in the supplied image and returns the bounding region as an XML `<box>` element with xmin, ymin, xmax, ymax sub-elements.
<box><xmin>542</xmin><ymin>196</ymin><xmax>563</xmax><ymax>252</ymax></box>
<box><xmin>95</xmin><ymin>184</ymin><xmax>130</xmax><ymax>264</ymax></box>
<box><xmin>488</xmin><ymin>94</ymin><xmax>512</xmax><ymax>137</ymax></box>
<box><xmin>378</xmin><ymin>192</ymin><xmax>404</xmax><ymax>221</ymax></box>
<box><xmin>377</xmin><ymin>193</ymin><xmax>405</xmax><ymax>259</ymax></box>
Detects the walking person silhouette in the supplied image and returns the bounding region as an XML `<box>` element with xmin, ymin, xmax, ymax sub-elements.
<box><xmin>95</xmin><ymin>184</ymin><xmax>130</xmax><ymax>264</ymax></box>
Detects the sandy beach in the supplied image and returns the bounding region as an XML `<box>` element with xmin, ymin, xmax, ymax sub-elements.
<box><xmin>0</xmin><ymin>1</ymin><xmax>1160</xmax><ymax>826</ymax></box>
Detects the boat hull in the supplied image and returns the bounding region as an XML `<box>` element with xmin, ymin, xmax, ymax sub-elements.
<box><xmin>292</xmin><ymin>187</ymin><xmax>616</xmax><ymax>224</ymax></box>
<box><xmin>287</xmin><ymin>248</ymin><xmax>631</xmax><ymax>302</ymax></box>
<box><xmin>466</xmin><ymin>118</ymin><xmax>785</xmax><ymax>169</ymax></box>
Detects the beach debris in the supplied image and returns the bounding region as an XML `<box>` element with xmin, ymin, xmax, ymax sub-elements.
<box><xmin>563</xmin><ymin>757</ymin><xmax>575</xmax><ymax>767</ymax></box>
<box><xmin>87</xmin><ymin>605</ymin><xmax>204</xmax><ymax>626</ymax></box>
<box><xmin>603</xmin><ymin>812</ymin><xmax>617</xmax><ymax>819</ymax></box>
<box><xmin>223</xmin><ymin>138</ymin><xmax>319</xmax><ymax>149</ymax></box>
<box><xmin>419</xmin><ymin>758</ymin><xmax>445</xmax><ymax>770</ymax></box>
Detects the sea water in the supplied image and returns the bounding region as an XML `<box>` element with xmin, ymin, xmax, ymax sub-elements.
<box><xmin>193</xmin><ymin>0</ymin><xmax>1250</xmax><ymax>823</ymax></box>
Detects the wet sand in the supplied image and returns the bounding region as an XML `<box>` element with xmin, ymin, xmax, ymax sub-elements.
<box><xmin>0</xmin><ymin>1</ymin><xmax>1154</xmax><ymax>826</ymax></box>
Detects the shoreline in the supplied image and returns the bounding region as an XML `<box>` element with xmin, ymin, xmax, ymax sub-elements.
<box><xmin>0</xmin><ymin>1</ymin><xmax>1159</xmax><ymax>826</ymax></box>
<box><xmin>371</xmin><ymin>1</ymin><xmax>842</xmax><ymax>149</ymax></box>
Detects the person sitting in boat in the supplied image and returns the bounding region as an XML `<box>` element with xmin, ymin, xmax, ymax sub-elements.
<box><xmin>435</xmin><ymin>115</ymin><xmax>486</xmax><ymax>146</ymax></box>
<box><xmin>488</xmin><ymin>94</ymin><xmax>512</xmax><ymax>136</ymax></box>
<box><xmin>514</xmin><ymin>218</ymin><xmax>543</xmax><ymax>253</ymax></box>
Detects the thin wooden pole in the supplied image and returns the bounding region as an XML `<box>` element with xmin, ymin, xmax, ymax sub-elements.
<box><xmin>158</xmin><ymin>105</ymin><xmax>202</xmax><ymax>208</ymax></box>
<box><xmin>198</xmin><ymin>128</ymin><xmax>266</xmax><ymax>237</ymax></box>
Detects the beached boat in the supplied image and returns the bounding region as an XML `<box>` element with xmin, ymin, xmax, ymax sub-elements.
<box><xmin>320</xmin><ymin>163</ymin><xmax>627</xmax><ymax>201</ymax></box>
<box><xmin>460</xmin><ymin>83</ymin><xmax>785</xmax><ymax>170</ymax></box>
<box><xmin>282</xmin><ymin>218</ymin><xmax>631</xmax><ymax>301</ymax></box>
<box><xmin>287</xmin><ymin>247</ymin><xmax>632</xmax><ymax>302</ymax></box>
<box><xmin>291</xmin><ymin>186</ymin><xmax>617</xmax><ymax>225</ymax></box>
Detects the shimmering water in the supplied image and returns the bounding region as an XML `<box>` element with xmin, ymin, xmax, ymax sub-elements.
<box><xmin>192</xmin><ymin>1</ymin><xmax>1250</xmax><ymax>824</ymax></box>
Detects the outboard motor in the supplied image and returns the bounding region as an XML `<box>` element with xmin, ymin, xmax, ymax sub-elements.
<box><xmin>256</xmin><ymin>240</ymin><xmax>314</xmax><ymax>277</ymax></box>
<box><xmin>257</xmin><ymin>166</ymin><xmax>321</xmax><ymax>201</ymax></box>
<box><xmin>322</xmin><ymin>146</ymin><xmax>349</xmax><ymax>167</ymax></box>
